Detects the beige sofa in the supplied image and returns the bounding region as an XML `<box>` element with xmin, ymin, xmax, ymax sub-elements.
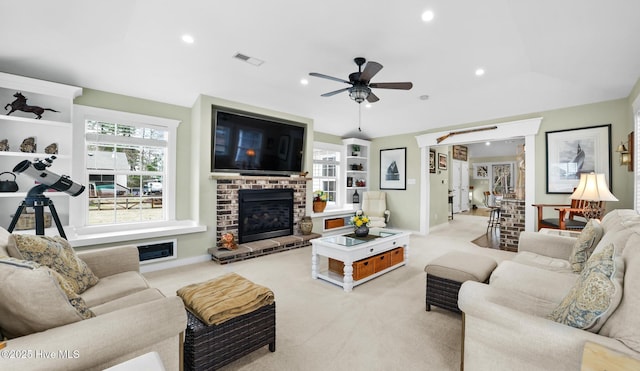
<box><xmin>459</xmin><ymin>209</ymin><xmax>640</xmax><ymax>370</ymax></box>
<box><xmin>0</xmin><ymin>227</ymin><xmax>187</xmax><ymax>371</ymax></box>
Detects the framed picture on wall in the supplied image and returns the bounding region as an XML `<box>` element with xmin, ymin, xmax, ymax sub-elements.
<box><xmin>380</xmin><ymin>147</ymin><xmax>406</xmax><ymax>190</ymax></box>
<box><xmin>473</xmin><ymin>163</ymin><xmax>489</xmax><ymax>179</ymax></box>
<box><xmin>429</xmin><ymin>150</ymin><xmax>436</xmax><ymax>173</ymax></box>
<box><xmin>545</xmin><ymin>124</ymin><xmax>611</xmax><ymax>193</ymax></box>
<box><xmin>452</xmin><ymin>145</ymin><xmax>468</xmax><ymax>161</ymax></box>
<box><xmin>438</xmin><ymin>153</ymin><xmax>448</xmax><ymax>170</ymax></box>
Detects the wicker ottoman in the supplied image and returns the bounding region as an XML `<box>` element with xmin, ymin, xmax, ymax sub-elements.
<box><xmin>184</xmin><ymin>302</ymin><xmax>276</xmax><ymax>371</ymax></box>
<box><xmin>179</xmin><ymin>273</ymin><xmax>276</xmax><ymax>371</ymax></box>
<box><xmin>424</xmin><ymin>251</ymin><xmax>497</xmax><ymax>313</ymax></box>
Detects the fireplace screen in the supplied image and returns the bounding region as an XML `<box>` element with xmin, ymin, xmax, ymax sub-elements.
<box><xmin>238</xmin><ymin>188</ymin><xmax>294</xmax><ymax>243</ymax></box>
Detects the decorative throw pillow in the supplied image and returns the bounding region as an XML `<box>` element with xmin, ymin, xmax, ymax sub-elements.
<box><xmin>548</xmin><ymin>243</ymin><xmax>624</xmax><ymax>332</ymax></box>
<box><xmin>569</xmin><ymin>219</ymin><xmax>604</xmax><ymax>273</ymax></box>
<box><xmin>0</xmin><ymin>257</ymin><xmax>94</xmax><ymax>339</ymax></box>
<box><xmin>9</xmin><ymin>234</ymin><xmax>99</xmax><ymax>294</ymax></box>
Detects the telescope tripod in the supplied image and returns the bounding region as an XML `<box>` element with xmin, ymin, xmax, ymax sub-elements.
<box><xmin>8</xmin><ymin>184</ymin><xmax>67</xmax><ymax>239</ymax></box>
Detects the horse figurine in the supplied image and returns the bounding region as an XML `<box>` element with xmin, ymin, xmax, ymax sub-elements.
<box><xmin>4</xmin><ymin>92</ymin><xmax>59</xmax><ymax>119</ymax></box>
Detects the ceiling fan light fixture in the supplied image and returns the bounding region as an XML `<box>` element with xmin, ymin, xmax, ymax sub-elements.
<box><xmin>349</xmin><ymin>86</ymin><xmax>370</xmax><ymax>103</ymax></box>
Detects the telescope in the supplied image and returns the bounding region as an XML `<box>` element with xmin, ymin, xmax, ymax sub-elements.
<box><xmin>13</xmin><ymin>156</ymin><xmax>84</xmax><ymax>196</ymax></box>
<box><xmin>9</xmin><ymin>156</ymin><xmax>85</xmax><ymax>238</ymax></box>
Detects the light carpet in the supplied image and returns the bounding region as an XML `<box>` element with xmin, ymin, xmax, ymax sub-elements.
<box><xmin>144</xmin><ymin>214</ymin><xmax>514</xmax><ymax>371</ymax></box>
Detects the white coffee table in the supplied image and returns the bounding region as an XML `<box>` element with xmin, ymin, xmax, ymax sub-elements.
<box><xmin>311</xmin><ymin>229</ymin><xmax>410</xmax><ymax>292</ymax></box>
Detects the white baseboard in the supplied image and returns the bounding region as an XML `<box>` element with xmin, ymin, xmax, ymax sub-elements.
<box><xmin>140</xmin><ymin>254</ymin><xmax>211</xmax><ymax>273</ymax></box>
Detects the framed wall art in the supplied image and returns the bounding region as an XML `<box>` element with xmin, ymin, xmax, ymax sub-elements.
<box><xmin>438</xmin><ymin>153</ymin><xmax>448</xmax><ymax>170</ymax></box>
<box><xmin>429</xmin><ymin>150</ymin><xmax>436</xmax><ymax>173</ymax></box>
<box><xmin>452</xmin><ymin>145</ymin><xmax>468</xmax><ymax>161</ymax></box>
<box><xmin>380</xmin><ymin>147</ymin><xmax>406</xmax><ymax>190</ymax></box>
<box><xmin>545</xmin><ymin>124</ymin><xmax>611</xmax><ymax>194</ymax></box>
<box><xmin>473</xmin><ymin>163</ymin><xmax>489</xmax><ymax>179</ymax></box>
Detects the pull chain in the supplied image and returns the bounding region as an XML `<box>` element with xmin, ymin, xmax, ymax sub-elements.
<box><xmin>358</xmin><ymin>103</ymin><xmax>362</xmax><ymax>132</ymax></box>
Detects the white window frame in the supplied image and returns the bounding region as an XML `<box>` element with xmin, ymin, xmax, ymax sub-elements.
<box><xmin>312</xmin><ymin>142</ymin><xmax>343</xmax><ymax>210</ymax></box>
<box><xmin>71</xmin><ymin>105</ymin><xmax>180</xmax><ymax>236</ymax></box>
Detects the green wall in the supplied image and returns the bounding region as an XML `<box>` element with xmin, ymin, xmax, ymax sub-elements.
<box><xmin>74</xmin><ymin>85</ymin><xmax>637</xmax><ymax>260</ymax></box>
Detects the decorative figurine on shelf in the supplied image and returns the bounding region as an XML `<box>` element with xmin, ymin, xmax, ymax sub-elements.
<box><xmin>352</xmin><ymin>189</ymin><xmax>360</xmax><ymax>204</ymax></box>
<box><xmin>44</xmin><ymin>142</ymin><xmax>58</xmax><ymax>155</ymax></box>
<box><xmin>20</xmin><ymin>137</ymin><xmax>37</xmax><ymax>153</ymax></box>
<box><xmin>219</xmin><ymin>232</ymin><xmax>238</xmax><ymax>250</ymax></box>
<box><xmin>351</xmin><ymin>144</ymin><xmax>361</xmax><ymax>157</ymax></box>
<box><xmin>0</xmin><ymin>139</ymin><xmax>9</xmax><ymax>151</ymax></box>
<box><xmin>5</xmin><ymin>92</ymin><xmax>59</xmax><ymax>120</ymax></box>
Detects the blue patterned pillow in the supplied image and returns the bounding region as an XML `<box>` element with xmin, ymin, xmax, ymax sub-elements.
<box><xmin>548</xmin><ymin>243</ymin><xmax>624</xmax><ymax>332</ymax></box>
<box><xmin>569</xmin><ymin>219</ymin><xmax>604</xmax><ymax>273</ymax></box>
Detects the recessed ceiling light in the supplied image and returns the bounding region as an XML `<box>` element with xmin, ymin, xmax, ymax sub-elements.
<box><xmin>475</xmin><ymin>68</ymin><xmax>485</xmax><ymax>76</ymax></box>
<box><xmin>182</xmin><ymin>34</ymin><xmax>194</xmax><ymax>44</ymax></box>
<box><xmin>365</xmin><ymin>103</ymin><xmax>372</xmax><ymax>108</ymax></box>
<box><xmin>300</xmin><ymin>78</ymin><xmax>309</xmax><ymax>85</ymax></box>
<box><xmin>485</xmin><ymin>141</ymin><xmax>491</xmax><ymax>146</ymax></box>
<box><xmin>421</xmin><ymin>10</ymin><xmax>435</xmax><ymax>22</ymax></box>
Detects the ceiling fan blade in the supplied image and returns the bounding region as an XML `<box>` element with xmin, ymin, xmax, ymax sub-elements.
<box><xmin>358</xmin><ymin>61</ymin><xmax>383</xmax><ymax>82</ymax></box>
<box><xmin>366</xmin><ymin>91</ymin><xmax>380</xmax><ymax>103</ymax></box>
<box><xmin>369</xmin><ymin>82</ymin><xmax>413</xmax><ymax>90</ymax></box>
<box><xmin>321</xmin><ymin>87</ymin><xmax>350</xmax><ymax>97</ymax></box>
<box><xmin>309</xmin><ymin>72</ymin><xmax>351</xmax><ymax>84</ymax></box>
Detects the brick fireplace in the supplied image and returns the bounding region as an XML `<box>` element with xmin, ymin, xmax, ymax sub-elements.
<box><xmin>215</xmin><ymin>175</ymin><xmax>309</xmax><ymax>243</ymax></box>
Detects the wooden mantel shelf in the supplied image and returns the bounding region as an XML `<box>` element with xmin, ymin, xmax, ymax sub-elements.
<box><xmin>209</xmin><ymin>174</ymin><xmax>312</xmax><ymax>181</ymax></box>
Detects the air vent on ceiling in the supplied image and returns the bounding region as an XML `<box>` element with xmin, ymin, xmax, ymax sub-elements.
<box><xmin>233</xmin><ymin>52</ymin><xmax>264</xmax><ymax>66</ymax></box>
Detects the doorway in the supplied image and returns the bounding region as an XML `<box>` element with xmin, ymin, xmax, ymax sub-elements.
<box><xmin>415</xmin><ymin>117</ymin><xmax>542</xmax><ymax>235</ymax></box>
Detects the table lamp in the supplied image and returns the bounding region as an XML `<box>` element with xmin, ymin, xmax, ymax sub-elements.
<box><xmin>570</xmin><ymin>172</ymin><xmax>618</xmax><ymax>219</ymax></box>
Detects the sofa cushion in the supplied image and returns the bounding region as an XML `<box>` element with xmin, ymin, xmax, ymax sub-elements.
<box><xmin>490</xmin><ymin>260</ymin><xmax>577</xmax><ymax>303</ymax></box>
<box><xmin>598</xmin><ymin>232</ymin><xmax>640</xmax><ymax>352</ymax></box>
<box><xmin>512</xmin><ymin>251</ymin><xmax>573</xmax><ymax>273</ymax></box>
<box><xmin>548</xmin><ymin>243</ymin><xmax>624</xmax><ymax>332</ymax></box>
<box><xmin>0</xmin><ymin>257</ymin><xmax>94</xmax><ymax>339</ymax></box>
<box><xmin>9</xmin><ymin>234</ymin><xmax>99</xmax><ymax>294</ymax></box>
<box><xmin>569</xmin><ymin>219</ymin><xmax>604</xmax><ymax>273</ymax></box>
<box><xmin>81</xmin><ymin>271</ymin><xmax>150</xmax><ymax>308</ymax></box>
<box><xmin>90</xmin><ymin>288</ymin><xmax>166</xmax><ymax>315</ymax></box>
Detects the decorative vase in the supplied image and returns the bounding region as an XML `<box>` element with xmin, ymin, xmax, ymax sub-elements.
<box><xmin>354</xmin><ymin>225</ymin><xmax>369</xmax><ymax>237</ymax></box>
<box><xmin>312</xmin><ymin>201</ymin><xmax>326</xmax><ymax>213</ymax></box>
<box><xmin>300</xmin><ymin>216</ymin><xmax>313</xmax><ymax>235</ymax></box>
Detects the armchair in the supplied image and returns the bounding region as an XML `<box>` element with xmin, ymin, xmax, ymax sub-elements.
<box><xmin>361</xmin><ymin>191</ymin><xmax>390</xmax><ymax>228</ymax></box>
<box><xmin>532</xmin><ymin>198</ymin><xmax>603</xmax><ymax>231</ymax></box>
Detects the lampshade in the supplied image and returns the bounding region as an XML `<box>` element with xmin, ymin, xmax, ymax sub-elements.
<box><xmin>570</xmin><ymin>173</ymin><xmax>618</xmax><ymax>202</ymax></box>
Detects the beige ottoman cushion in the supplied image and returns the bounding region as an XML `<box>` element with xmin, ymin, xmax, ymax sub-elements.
<box><xmin>425</xmin><ymin>251</ymin><xmax>497</xmax><ymax>282</ymax></box>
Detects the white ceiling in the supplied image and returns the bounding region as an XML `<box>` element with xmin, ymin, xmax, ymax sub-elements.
<box><xmin>1</xmin><ymin>1</ymin><xmax>639</xmax><ymax>139</ymax></box>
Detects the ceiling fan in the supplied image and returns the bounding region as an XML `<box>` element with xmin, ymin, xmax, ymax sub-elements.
<box><xmin>309</xmin><ymin>57</ymin><xmax>413</xmax><ymax>104</ymax></box>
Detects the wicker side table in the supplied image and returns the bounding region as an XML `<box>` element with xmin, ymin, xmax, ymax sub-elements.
<box><xmin>424</xmin><ymin>252</ymin><xmax>496</xmax><ymax>313</ymax></box>
<box><xmin>183</xmin><ymin>302</ymin><xmax>276</xmax><ymax>371</ymax></box>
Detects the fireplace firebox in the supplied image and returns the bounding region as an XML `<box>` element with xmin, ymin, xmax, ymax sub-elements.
<box><xmin>238</xmin><ymin>188</ymin><xmax>294</xmax><ymax>243</ymax></box>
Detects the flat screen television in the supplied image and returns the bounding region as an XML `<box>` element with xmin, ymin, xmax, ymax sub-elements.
<box><xmin>211</xmin><ymin>108</ymin><xmax>306</xmax><ymax>175</ymax></box>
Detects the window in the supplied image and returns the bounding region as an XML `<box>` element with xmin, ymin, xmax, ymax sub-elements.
<box><xmin>312</xmin><ymin>142</ymin><xmax>342</xmax><ymax>208</ymax></box>
<box><xmin>72</xmin><ymin>106</ymin><xmax>179</xmax><ymax>230</ymax></box>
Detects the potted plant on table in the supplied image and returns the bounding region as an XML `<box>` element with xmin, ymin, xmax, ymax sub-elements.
<box><xmin>312</xmin><ymin>190</ymin><xmax>328</xmax><ymax>212</ymax></box>
<box><xmin>351</xmin><ymin>210</ymin><xmax>370</xmax><ymax>237</ymax></box>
